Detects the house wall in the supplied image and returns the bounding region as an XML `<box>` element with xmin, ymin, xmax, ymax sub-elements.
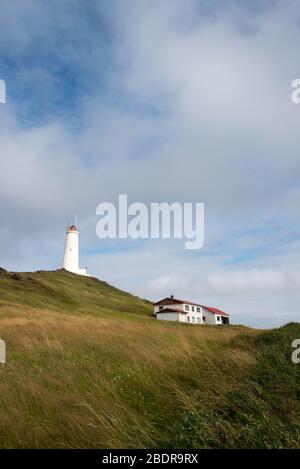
<box><xmin>156</xmin><ymin>311</ymin><xmax>203</xmax><ymax>324</ymax></box>
<box><xmin>154</xmin><ymin>302</ymin><xmax>204</xmax><ymax>324</ymax></box>
<box><xmin>156</xmin><ymin>312</ymin><xmax>180</xmax><ymax>322</ymax></box>
<box><xmin>183</xmin><ymin>305</ymin><xmax>203</xmax><ymax>324</ymax></box>
<box><xmin>183</xmin><ymin>304</ymin><xmax>201</xmax><ymax>314</ymax></box>
<box><xmin>178</xmin><ymin>313</ymin><xmax>187</xmax><ymax>322</ymax></box>
<box><xmin>202</xmin><ymin>308</ymin><xmax>223</xmax><ymax>325</ymax></box>
<box><xmin>185</xmin><ymin>311</ymin><xmax>203</xmax><ymax>324</ymax></box>
<box><xmin>202</xmin><ymin>308</ymin><xmax>217</xmax><ymax>325</ymax></box>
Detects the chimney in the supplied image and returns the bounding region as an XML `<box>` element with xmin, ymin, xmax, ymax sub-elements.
<box><xmin>170</xmin><ymin>295</ymin><xmax>174</xmax><ymax>299</ymax></box>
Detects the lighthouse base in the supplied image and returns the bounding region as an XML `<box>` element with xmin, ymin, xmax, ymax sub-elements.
<box><xmin>64</xmin><ymin>267</ymin><xmax>89</xmax><ymax>277</ymax></box>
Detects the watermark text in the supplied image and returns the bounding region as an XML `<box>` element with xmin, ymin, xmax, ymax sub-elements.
<box><xmin>0</xmin><ymin>79</ymin><xmax>6</xmax><ymax>104</ymax></box>
<box><xmin>0</xmin><ymin>339</ymin><xmax>6</xmax><ymax>364</ymax></box>
<box><xmin>292</xmin><ymin>339</ymin><xmax>300</xmax><ymax>364</ymax></box>
<box><xmin>291</xmin><ymin>79</ymin><xmax>300</xmax><ymax>104</ymax></box>
<box><xmin>96</xmin><ymin>195</ymin><xmax>205</xmax><ymax>250</ymax></box>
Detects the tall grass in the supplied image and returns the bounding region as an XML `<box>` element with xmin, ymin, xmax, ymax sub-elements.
<box><xmin>165</xmin><ymin>323</ymin><xmax>300</xmax><ymax>448</ymax></box>
<box><xmin>0</xmin><ymin>270</ymin><xmax>299</xmax><ymax>448</ymax></box>
<box><xmin>0</xmin><ymin>307</ymin><xmax>250</xmax><ymax>448</ymax></box>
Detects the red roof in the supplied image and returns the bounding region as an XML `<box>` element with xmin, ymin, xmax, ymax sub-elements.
<box><xmin>155</xmin><ymin>307</ymin><xmax>185</xmax><ymax>314</ymax></box>
<box><xmin>154</xmin><ymin>297</ymin><xmax>229</xmax><ymax>316</ymax></box>
<box><xmin>202</xmin><ymin>306</ymin><xmax>229</xmax><ymax>317</ymax></box>
<box><xmin>154</xmin><ymin>297</ymin><xmax>201</xmax><ymax>307</ymax></box>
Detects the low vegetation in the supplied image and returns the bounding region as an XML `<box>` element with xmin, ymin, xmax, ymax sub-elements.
<box><xmin>0</xmin><ymin>269</ymin><xmax>299</xmax><ymax>448</ymax></box>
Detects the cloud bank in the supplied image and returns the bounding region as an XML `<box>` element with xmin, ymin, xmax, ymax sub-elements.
<box><xmin>0</xmin><ymin>0</ymin><xmax>300</xmax><ymax>327</ymax></box>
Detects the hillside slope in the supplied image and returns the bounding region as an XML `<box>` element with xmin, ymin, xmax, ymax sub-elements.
<box><xmin>0</xmin><ymin>269</ymin><xmax>299</xmax><ymax>448</ymax></box>
<box><xmin>0</xmin><ymin>268</ymin><xmax>152</xmax><ymax>318</ymax></box>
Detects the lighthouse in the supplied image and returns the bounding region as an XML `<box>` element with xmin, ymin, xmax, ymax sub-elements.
<box><xmin>62</xmin><ymin>220</ymin><xmax>87</xmax><ymax>276</ymax></box>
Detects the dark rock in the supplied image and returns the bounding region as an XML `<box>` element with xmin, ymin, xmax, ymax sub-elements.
<box><xmin>11</xmin><ymin>273</ymin><xmax>22</xmax><ymax>280</ymax></box>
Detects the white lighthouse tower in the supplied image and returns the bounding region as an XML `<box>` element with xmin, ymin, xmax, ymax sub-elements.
<box><xmin>62</xmin><ymin>213</ymin><xmax>87</xmax><ymax>276</ymax></box>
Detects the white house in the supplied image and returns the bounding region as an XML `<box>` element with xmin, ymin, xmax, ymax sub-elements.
<box><xmin>154</xmin><ymin>296</ymin><xmax>230</xmax><ymax>325</ymax></box>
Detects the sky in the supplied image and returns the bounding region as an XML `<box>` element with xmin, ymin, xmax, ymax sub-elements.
<box><xmin>0</xmin><ymin>0</ymin><xmax>300</xmax><ymax>328</ymax></box>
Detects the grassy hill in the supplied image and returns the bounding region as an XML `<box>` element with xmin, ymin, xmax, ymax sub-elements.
<box><xmin>0</xmin><ymin>268</ymin><xmax>299</xmax><ymax>448</ymax></box>
<box><xmin>0</xmin><ymin>268</ymin><xmax>151</xmax><ymax>318</ymax></box>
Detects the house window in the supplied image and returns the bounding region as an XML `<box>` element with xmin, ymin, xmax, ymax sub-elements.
<box><xmin>203</xmin><ymin>316</ymin><xmax>206</xmax><ymax>323</ymax></box>
<box><xmin>196</xmin><ymin>307</ymin><xmax>200</xmax><ymax>313</ymax></box>
<box><xmin>187</xmin><ymin>316</ymin><xmax>190</xmax><ymax>322</ymax></box>
<box><xmin>217</xmin><ymin>316</ymin><xmax>221</xmax><ymax>322</ymax></box>
<box><xmin>159</xmin><ymin>306</ymin><xmax>164</xmax><ymax>311</ymax></box>
<box><xmin>192</xmin><ymin>317</ymin><xmax>195</xmax><ymax>323</ymax></box>
<box><xmin>197</xmin><ymin>318</ymin><xmax>201</xmax><ymax>323</ymax></box>
<box><xmin>185</xmin><ymin>305</ymin><xmax>189</xmax><ymax>312</ymax></box>
<box><xmin>191</xmin><ymin>306</ymin><xmax>195</xmax><ymax>312</ymax></box>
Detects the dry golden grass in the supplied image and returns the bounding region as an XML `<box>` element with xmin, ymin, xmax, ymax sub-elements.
<box><xmin>2</xmin><ymin>269</ymin><xmax>298</xmax><ymax>449</ymax></box>
<box><xmin>0</xmin><ymin>302</ymin><xmax>254</xmax><ymax>448</ymax></box>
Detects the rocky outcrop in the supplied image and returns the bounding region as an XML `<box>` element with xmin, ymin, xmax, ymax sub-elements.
<box><xmin>0</xmin><ymin>267</ymin><xmax>7</xmax><ymax>277</ymax></box>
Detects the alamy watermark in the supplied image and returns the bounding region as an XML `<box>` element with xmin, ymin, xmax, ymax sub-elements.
<box><xmin>0</xmin><ymin>79</ymin><xmax>6</xmax><ymax>104</ymax></box>
<box><xmin>291</xmin><ymin>79</ymin><xmax>300</xmax><ymax>104</ymax></box>
<box><xmin>96</xmin><ymin>195</ymin><xmax>204</xmax><ymax>250</ymax></box>
<box><xmin>0</xmin><ymin>339</ymin><xmax>6</xmax><ymax>364</ymax></box>
<box><xmin>292</xmin><ymin>339</ymin><xmax>300</xmax><ymax>364</ymax></box>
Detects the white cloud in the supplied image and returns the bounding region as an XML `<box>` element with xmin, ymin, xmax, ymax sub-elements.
<box><xmin>207</xmin><ymin>269</ymin><xmax>300</xmax><ymax>294</ymax></box>
<box><xmin>1</xmin><ymin>1</ymin><xmax>300</xmax><ymax>327</ymax></box>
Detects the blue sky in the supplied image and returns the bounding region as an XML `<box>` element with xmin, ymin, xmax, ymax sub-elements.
<box><xmin>0</xmin><ymin>0</ymin><xmax>300</xmax><ymax>327</ymax></box>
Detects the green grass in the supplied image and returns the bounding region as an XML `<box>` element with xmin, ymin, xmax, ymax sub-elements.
<box><xmin>0</xmin><ymin>268</ymin><xmax>152</xmax><ymax>318</ymax></box>
<box><xmin>165</xmin><ymin>323</ymin><xmax>300</xmax><ymax>448</ymax></box>
<box><xmin>0</xmin><ymin>268</ymin><xmax>299</xmax><ymax>448</ymax></box>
